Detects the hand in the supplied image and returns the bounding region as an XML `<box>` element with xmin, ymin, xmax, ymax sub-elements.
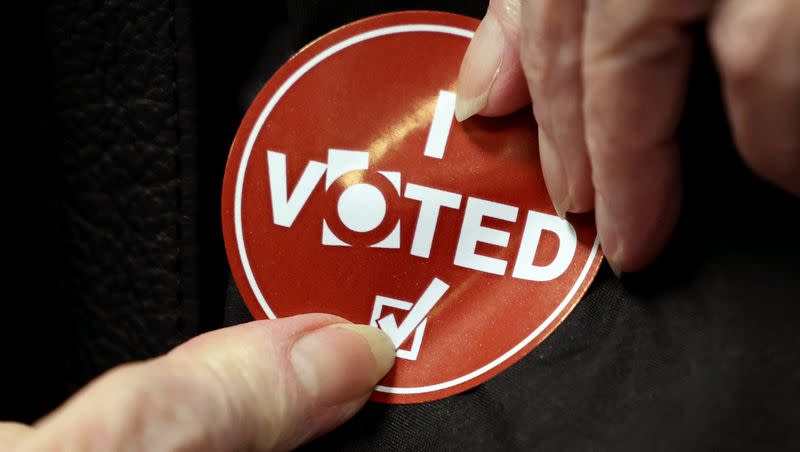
<box><xmin>456</xmin><ymin>0</ymin><xmax>800</xmax><ymax>273</ymax></box>
<box><xmin>1</xmin><ymin>314</ymin><xmax>395</xmax><ymax>451</ymax></box>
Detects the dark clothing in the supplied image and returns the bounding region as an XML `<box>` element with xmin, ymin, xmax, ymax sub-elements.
<box><xmin>13</xmin><ymin>1</ymin><xmax>800</xmax><ymax>450</ymax></box>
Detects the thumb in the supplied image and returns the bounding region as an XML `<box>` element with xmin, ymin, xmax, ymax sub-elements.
<box><xmin>456</xmin><ymin>0</ymin><xmax>530</xmax><ymax>121</ymax></box>
<box><xmin>15</xmin><ymin>314</ymin><xmax>395</xmax><ymax>452</ymax></box>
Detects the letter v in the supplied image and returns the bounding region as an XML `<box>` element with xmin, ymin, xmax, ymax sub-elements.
<box><xmin>267</xmin><ymin>150</ymin><xmax>327</xmax><ymax>227</ymax></box>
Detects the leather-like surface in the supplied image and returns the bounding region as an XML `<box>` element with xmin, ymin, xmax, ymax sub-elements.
<box><xmin>9</xmin><ymin>0</ymin><xmax>202</xmax><ymax>420</ymax></box>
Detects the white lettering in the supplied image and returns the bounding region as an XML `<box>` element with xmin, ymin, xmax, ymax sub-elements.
<box><xmin>423</xmin><ymin>90</ymin><xmax>457</xmax><ymax>159</ymax></box>
<box><xmin>512</xmin><ymin>211</ymin><xmax>577</xmax><ymax>281</ymax></box>
<box><xmin>266</xmin><ymin>150</ymin><xmax>581</xmax><ymax>281</ymax></box>
<box><xmin>454</xmin><ymin>197</ymin><xmax>519</xmax><ymax>275</ymax></box>
<box><xmin>267</xmin><ymin>150</ymin><xmax>326</xmax><ymax>227</ymax></box>
<box><xmin>405</xmin><ymin>183</ymin><xmax>462</xmax><ymax>258</ymax></box>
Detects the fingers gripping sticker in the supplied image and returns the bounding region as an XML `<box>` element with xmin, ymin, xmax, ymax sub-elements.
<box><xmin>221</xmin><ymin>11</ymin><xmax>603</xmax><ymax>404</ymax></box>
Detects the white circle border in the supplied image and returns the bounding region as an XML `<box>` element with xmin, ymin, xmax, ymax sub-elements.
<box><xmin>233</xmin><ymin>23</ymin><xmax>601</xmax><ymax>395</ymax></box>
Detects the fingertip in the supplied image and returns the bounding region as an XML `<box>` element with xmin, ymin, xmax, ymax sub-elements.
<box><xmin>455</xmin><ymin>91</ymin><xmax>491</xmax><ymax>123</ymax></box>
<box><xmin>606</xmin><ymin>258</ymin><xmax>623</xmax><ymax>279</ymax></box>
<box><xmin>566</xmin><ymin>167</ymin><xmax>596</xmax><ymax>214</ymax></box>
<box><xmin>455</xmin><ymin>7</ymin><xmax>530</xmax><ymax>122</ymax></box>
<box><xmin>289</xmin><ymin>322</ymin><xmax>396</xmax><ymax>408</ymax></box>
<box><xmin>595</xmin><ymin>167</ymin><xmax>681</xmax><ymax>273</ymax></box>
<box><xmin>455</xmin><ymin>63</ymin><xmax>529</xmax><ymax>121</ymax></box>
<box><xmin>710</xmin><ymin>0</ymin><xmax>800</xmax><ymax>197</ymax></box>
<box><xmin>581</xmin><ymin>1</ymin><xmax>692</xmax><ymax>274</ymax></box>
<box><xmin>479</xmin><ymin>58</ymin><xmax>533</xmax><ymax>118</ymax></box>
<box><xmin>455</xmin><ymin>11</ymin><xmax>503</xmax><ymax>122</ymax></box>
<box><xmin>539</xmin><ymin>129</ymin><xmax>570</xmax><ymax>218</ymax></box>
<box><xmin>329</xmin><ymin>324</ymin><xmax>396</xmax><ymax>381</ymax></box>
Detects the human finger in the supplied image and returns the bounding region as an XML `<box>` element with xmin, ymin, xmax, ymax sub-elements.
<box><xmin>582</xmin><ymin>0</ymin><xmax>713</xmax><ymax>272</ymax></box>
<box><xmin>455</xmin><ymin>0</ymin><xmax>531</xmax><ymax>120</ymax></box>
<box><xmin>0</xmin><ymin>422</ymin><xmax>33</xmax><ymax>449</ymax></box>
<box><xmin>16</xmin><ymin>314</ymin><xmax>395</xmax><ymax>452</ymax></box>
<box><xmin>520</xmin><ymin>0</ymin><xmax>595</xmax><ymax>215</ymax></box>
<box><xmin>710</xmin><ymin>0</ymin><xmax>800</xmax><ymax>196</ymax></box>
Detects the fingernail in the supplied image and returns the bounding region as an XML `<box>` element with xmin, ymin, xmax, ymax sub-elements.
<box><xmin>330</xmin><ymin>324</ymin><xmax>396</xmax><ymax>378</ymax></box>
<box><xmin>554</xmin><ymin>194</ymin><xmax>571</xmax><ymax>220</ymax></box>
<box><xmin>538</xmin><ymin>129</ymin><xmax>570</xmax><ymax>218</ymax></box>
<box><xmin>290</xmin><ymin>323</ymin><xmax>395</xmax><ymax>405</ymax></box>
<box><xmin>607</xmin><ymin>257</ymin><xmax>624</xmax><ymax>278</ymax></box>
<box><xmin>455</xmin><ymin>11</ymin><xmax>505</xmax><ymax>122</ymax></box>
<box><xmin>595</xmin><ymin>192</ymin><xmax>624</xmax><ymax>278</ymax></box>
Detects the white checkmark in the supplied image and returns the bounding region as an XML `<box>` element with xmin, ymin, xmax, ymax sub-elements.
<box><xmin>378</xmin><ymin>278</ymin><xmax>449</xmax><ymax>349</ymax></box>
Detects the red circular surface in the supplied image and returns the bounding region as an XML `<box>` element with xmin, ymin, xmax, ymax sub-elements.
<box><xmin>222</xmin><ymin>11</ymin><xmax>603</xmax><ymax>404</ymax></box>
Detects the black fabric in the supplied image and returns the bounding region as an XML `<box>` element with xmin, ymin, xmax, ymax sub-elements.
<box><xmin>13</xmin><ymin>0</ymin><xmax>800</xmax><ymax>449</ymax></box>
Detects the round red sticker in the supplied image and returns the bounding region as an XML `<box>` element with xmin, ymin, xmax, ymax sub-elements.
<box><xmin>222</xmin><ymin>11</ymin><xmax>603</xmax><ymax>404</ymax></box>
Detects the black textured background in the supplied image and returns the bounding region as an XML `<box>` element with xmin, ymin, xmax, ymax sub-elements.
<box><xmin>12</xmin><ymin>0</ymin><xmax>202</xmax><ymax>421</ymax></box>
<box><xmin>11</xmin><ymin>1</ymin><xmax>800</xmax><ymax>450</ymax></box>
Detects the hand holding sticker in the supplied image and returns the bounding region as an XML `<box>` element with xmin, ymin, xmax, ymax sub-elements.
<box><xmin>222</xmin><ymin>11</ymin><xmax>603</xmax><ymax>404</ymax></box>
